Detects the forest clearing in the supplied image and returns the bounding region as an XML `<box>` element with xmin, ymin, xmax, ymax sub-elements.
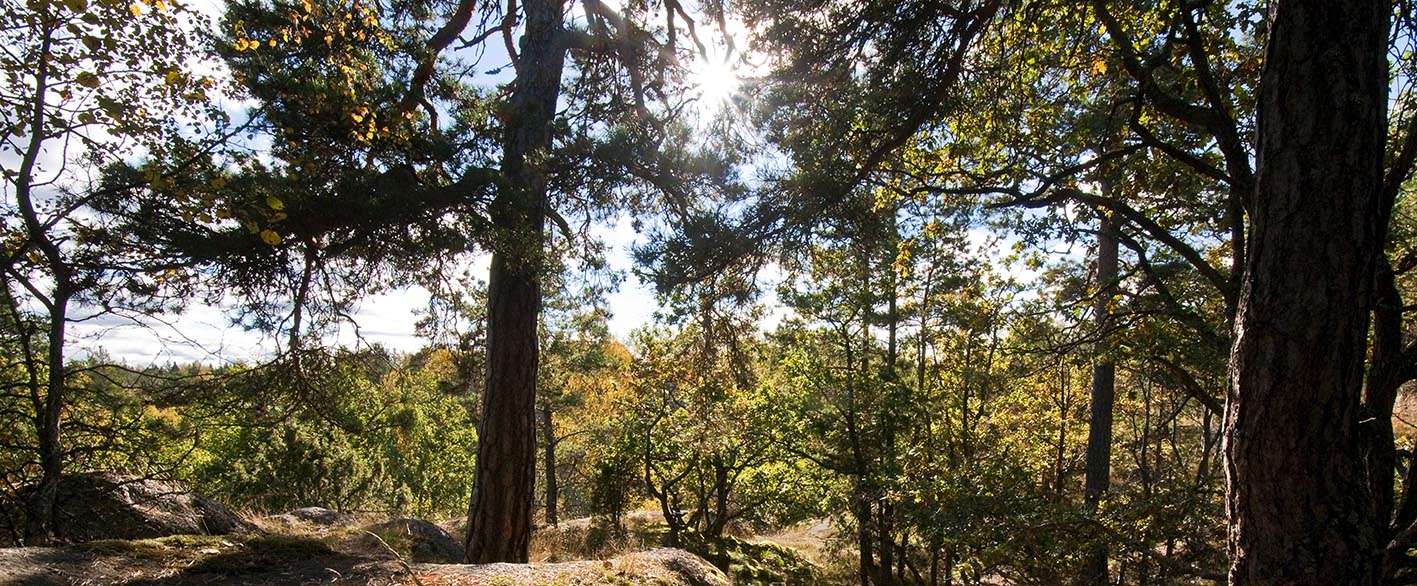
<box><xmin>1</xmin><ymin>0</ymin><xmax>1415</xmax><ymax>584</ymax></box>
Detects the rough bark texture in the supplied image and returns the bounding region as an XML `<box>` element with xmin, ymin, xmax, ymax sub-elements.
<box><xmin>1224</xmin><ymin>1</ymin><xmax>1389</xmax><ymax>584</ymax></box>
<box><xmin>463</xmin><ymin>0</ymin><xmax>567</xmax><ymax>564</ymax></box>
<box><xmin>1365</xmin><ymin>258</ymin><xmax>1401</xmax><ymax>537</ymax></box>
<box><xmin>1081</xmin><ymin>213</ymin><xmax>1118</xmax><ymax>586</ymax></box>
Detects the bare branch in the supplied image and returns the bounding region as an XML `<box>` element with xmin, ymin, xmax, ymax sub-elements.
<box><xmin>398</xmin><ymin>0</ymin><xmax>480</xmax><ymax>114</ymax></box>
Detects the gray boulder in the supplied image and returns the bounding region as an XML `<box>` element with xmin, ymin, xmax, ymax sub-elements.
<box><xmin>367</xmin><ymin>518</ymin><xmax>462</xmax><ymax>563</ymax></box>
<box><xmin>43</xmin><ymin>472</ymin><xmax>253</xmax><ymax>543</ymax></box>
<box><xmin>267</xmin><ymin>506</ymin><xmax>357</xmax><ymax>527</ymax></box>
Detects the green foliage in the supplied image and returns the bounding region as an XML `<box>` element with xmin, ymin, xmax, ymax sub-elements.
<box><xmin>588</xmin><ymin>437</ymin><xmax>639</xmax><ymax>529</ymax></box>
<box><xmin>201</xmin><ymin>419</ymin><xmax>381</xmax><ymax>513</ymax></box>
<box><xmin>0</xmin><ymin>353</ymin><xmax>204</xmax><ymax>540</ymax></box>
<box><xmin>186</xmin><ymin>348</ymin><xmax>477</xmax><ymax>518</ymax></box>
<box><xmin>0</xmin><ymin>344</ymin><xmax>479</xmax><ymax>537</ymax></box>
<box><xmin>619</xmin><ymin>320</ymin><xmax>821</xmax><ymax>543</ymax></box>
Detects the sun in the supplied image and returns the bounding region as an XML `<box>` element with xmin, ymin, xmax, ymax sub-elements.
<box><xmin>686</xmin><ymin>52</ymin><xmax>741</xmax><ymax>114</ymax></box>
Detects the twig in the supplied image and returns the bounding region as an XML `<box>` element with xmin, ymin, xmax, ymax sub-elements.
<box><xmin>363</xmin><ymin>530</ymin><xmax>426</xmax><ymax>586</ymax></box>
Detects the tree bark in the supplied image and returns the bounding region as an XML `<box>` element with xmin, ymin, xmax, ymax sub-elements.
<box><xmin>25</xmin><ymin>296</ymin><xmax>68</xmax><ymax>545</ymax></box>
<box><xmin>1364</xmin><ymin>256</ymin><xmax>1400</xmax><ymax>541</ymax></box>
<box><xmin>1082</xmin><ymin>211</ymin><xmax>1118</xmax><ymax>586</ymax></box>
<box><xmin>1225</xmin><ymin>1</ymin><xmax>1389</xmax><ymax>584</ymax></box>
<box><xmin>855</xmin><ymin>477</ymin><xmax>875</xmax><ymax>586</ymax></box>
<box><xmin>877</xmin><ymin>500</ymin><xmax>895</xmax><ymax>586</ymax></box>
<box><xmin>464</xmin><ymin>0</ymin><xmax>567</xmax><ymax>564</ymax></box>
<box><xmin>710</xmin><ymin>458</ymin><xmax>729</xmax><ymax>538</ymax></box>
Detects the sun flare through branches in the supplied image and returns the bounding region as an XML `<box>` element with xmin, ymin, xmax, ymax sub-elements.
<box><xmin>687</xmin><ymin>51</ymin><xmax>742</xmax><ymax>115</ymax></box>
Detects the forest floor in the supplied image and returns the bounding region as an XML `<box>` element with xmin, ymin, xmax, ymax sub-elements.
<box><xmin>0</xmin><ymin>533</ymin><xmax>731</xmax><ymax>585</ymax></box>
<box><xmin>0</xmin><ymin>511</ymin><xmax>830</xmax><ymax>585</ymax></box>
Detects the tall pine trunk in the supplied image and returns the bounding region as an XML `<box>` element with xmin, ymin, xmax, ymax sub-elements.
<box><xmin>1225</xmin><ymin>1</ymin><xmax>1389</xmax><ymax>583</ymax></box>
<box><xmin>464</xmin><ymin>0</ymin><xmax>566</xmax><ymax>563</ymax></box>
<box><xmin>1081</xmin><ymin>211</ymin><xmax>1118</xmax><ymax>585</ymax></box>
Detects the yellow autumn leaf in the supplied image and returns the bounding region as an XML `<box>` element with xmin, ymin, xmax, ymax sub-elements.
<box><xmin>266</xmin><ymin>196</ymin><xmax>285</xmax><ymax>211</ymax></box>
<box><xmin>129</xmin><ymin>2</ymin><xmax>143</xmax><ymax>16</ymax></box>
<box><xmin>164</xmin><ymin>70</ymin><xmax>181</xmax><ymax>85</ymax></box>
<box><xmin>259</xmin><ymin>229</ymin><xmax>281</xmax><ymax>245</ymax></box>
<box><xmin>76</xmin><ymin>71</ymin><xmax>100</xmax><ymax>89</ymax></box>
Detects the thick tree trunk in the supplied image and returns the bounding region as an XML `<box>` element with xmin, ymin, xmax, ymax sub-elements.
<box><xmin>1225</xmin><ymin>2</ymin><xmax>1389</xmax><ymax>584</ymax></box>
<box><xmin>464</xmin><ymin>0</ymin><xmax>567</xmax><ymax>564</ymax></box>
<box><xmin>541</xmin><ymin>404</ymin><xmax>559</xmax><ymax>527</ymax></box>
<box><xmin>465</xmin><ymin>252</ymin><xmax>541</xmax><ymax>562</ymax></box>
<box><xmin>1082</xmin><ymin>212</ymin><xmax>1118</xmax><ymax>586</ymax></box>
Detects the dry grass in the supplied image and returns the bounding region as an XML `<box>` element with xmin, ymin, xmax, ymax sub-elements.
<box><xmin>530</xmin><ymin>511</ymin><xmax>668</xmax><ymax>563</ymax></box>
<box><xmin>751</xmin><ymin>519</ymin><xmax>835</xmax><ymax>563</ymax></box>
<box><xmin>1396</xmin><ymin>383</ymin><xmax>1417</xmax><ymax>441</ymax></box>
<box><xmin>751</xmin><ymin>519</ymin><xmax>860</xmax><ymax>584</ymax></box>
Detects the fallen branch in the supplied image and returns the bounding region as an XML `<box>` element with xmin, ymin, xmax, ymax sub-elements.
<box><xmin>364</xmin><ymin>530</ymin><xmax>427</xmax><ymax>586</ymax></box>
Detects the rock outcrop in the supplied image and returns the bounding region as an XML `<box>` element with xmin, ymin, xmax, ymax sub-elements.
<box><xmin>266</xmin><ymin>506</ymin><xmax>358</xmax><ymax>528</ymax></box>
<box><xmin>417</xmin><ymin>548</ymin><xmax>732</xmax><ymax>586</ymax></box>
<box><xmin>42</xmin><ymin>473</ymin><xmax>253</xmax><ymax>543</ymax></box>
<box><xmin>366</xmin><ymin>518</ymin><xmax>462</xmax><ymax>563</ymax></box>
